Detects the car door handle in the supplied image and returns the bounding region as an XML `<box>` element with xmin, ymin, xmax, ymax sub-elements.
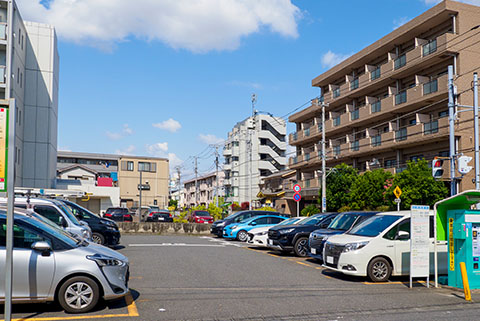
<box><xmin>386</xmin><ymin>245</ymin><xmax>394</xmax><ymax>248</ymax></box>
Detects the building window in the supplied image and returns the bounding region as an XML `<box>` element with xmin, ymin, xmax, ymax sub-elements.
<box><xmin>396</xmin><ymin>128</ymin><xmax>407</xmax><ymax>141</ymax></box>
<box><xmin>232</xmin><ymin>156</ymin><xmax>239</xmax><ymax>162</ymax></box>
<box><xmin>424</xmin><ymin>120</ymin><xmax>438</xmax><ymax>135</ymax></box>
<box><xmin>384</xmin><ymin>159</ymin><xmax>396</xmax><ymax>168</ymax></box>
<box><xmin>333</xmin><ymin>116</ymin><xmax>341</xmax><ymax>126</ymax></box>
<box><xmin>122</xmin><ymin>161</ymin><xmax>134</xmax><ymax>171</ymax></box>
<box><xmin>138</xmin><ymin>162</ymin><xmax>156</xmax><ymax>172</ymax></box>
<box><xmin>371</xmin><ymin>135</ymin><xmax>381</xmax><ymax>147</ymax></box>
<box><xmin>409</xmin><ymin>155</ymin><xmax>424</xmax><ymax>162</ymax></box>
<box><xmin>439</xmin><ymin>110</ymin><xmax>448</xmax><ymax>118</ymax></box>
<box><xmin>16</xmin><ymin>68</ymin><xmax>19</xmax><ymax>84</ymax></box>
<box><xmin>20</xmin><ymin>72</ymin><xmax>22</xmax><ymax>88</ymax></box>
<box><xmin>394</xmin><ymin>54</ymin><xmax>406</xmax><ymax>70</ymax></box>
<box><xmin>333</xmin><ymin>87</ymin><xmax>340</xmax><ymax>98</ymax></box>
<box><xmin>304</xmin><ymin>127</ymin><xmax>310</xmax><ymax>137</ymax></box>
<box><xmin>232</xmin><ymin>141</ymin><xmax>239</xmax><ymax>147</ymax></box>
<box><xmin>351</xmin><ymin>109</ymin><xmax>359</xmax><ymax>120</ymax></box>
<box><xmin>333</xmin><ymin>145</ymin><xmax>340</xmax><ymax>156</ymax></box>
<box><xmin>18</xmin><ymin>28</ymin><xmax>20</xmax><ymax>45</ymax></box>
<box><xmin>422</xmin><ymin>39</ymin><xmax>437</xmax><ymax>57</ymax></box>
<box><xmin>423</xmin><ymin>79</ymin><xmax>438</xmax><ymax>95</ymax></box>
<box><xmin>351</xmin><ymin>140</ymin><xmax>359</xmax><ymax>151</ymax></box>
<box><xmin>350</xmin><ymin>78</ymin><xmax>359</xmax><ymax>90</ymax></box>
<box><xmin>371</xmin><ymin>67</ymin><xmax>381</xmax><ymax>80</ymax></box>
<box><xmin>395</xmin><ymin>91</ymin><xmax>407</xmax><ymax>105</ymax></box>
<box><xmin>409</xmin><ymin>118</ymin><xmax>416</xmax><ymax>125</ymax></box>
<box><xmin>371</xmin><ymin>101</ymin><xmax>381</xmax><ymax>113</ymax></box>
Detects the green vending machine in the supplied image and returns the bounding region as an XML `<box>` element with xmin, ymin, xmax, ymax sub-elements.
<box><xmin>447</xmin><ymin>209</ymin><xmax>480</xmax><ymax>289</ymax></box>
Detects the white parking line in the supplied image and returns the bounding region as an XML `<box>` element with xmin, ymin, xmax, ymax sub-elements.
<box><xmin>129</xmin><ymin>243</ymin><xmax>225</xmax><ymax>247</ymax></box>
<box><xmin>199</xmin><ymin>236</ymin><xmax>246</xmax><ymax>247</ymax></box>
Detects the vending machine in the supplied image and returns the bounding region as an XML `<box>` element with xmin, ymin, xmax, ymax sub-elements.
<box><xmin>447</xmin><ymin>209</ymin><xmax>480</xmax><ymax>289</ymax></box>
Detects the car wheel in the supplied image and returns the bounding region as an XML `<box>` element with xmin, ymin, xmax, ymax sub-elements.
<box><xmin>294</xmin><ymin>237</ymin><xmax>309</xmax><ymax>257</ymax></box>
<box><xmin>58</xmin><ymin>276</ymin><xmax>100</xmax><ymax>314</ymax></box>
<box><xmin>91</xmin><ymin>232</ymin><xmax>105</xmax><ymax>245</ymax></box>
<box><xmin>236</xmin><ymin>230</ymin><xmax>248</xmax><ymax>242</ymax></box>
<box><xmin>367</xmin><ymin>257</ymin><xmax>392</xmax><ymax>282</ymax></box>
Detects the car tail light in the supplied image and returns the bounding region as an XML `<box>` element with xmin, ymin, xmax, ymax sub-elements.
<box><xmin>169</xmin><ymin>213</ymin><xmax>172</xmax><ymax>217</ymax></box>
<box><xmin>149</xmin><ymin>212</ymin><xmax>153</xmax><ymax>217</ymax></box>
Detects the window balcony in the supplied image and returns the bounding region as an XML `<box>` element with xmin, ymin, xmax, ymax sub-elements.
<box><xmin>351</xmin><ymin>109</ymin><xmax>359</xmax><ymax>121</ymax></box>
<box><xmin>371</xmin><ymin>67</ymin><xmax>381</xmax><ymax>81</ymax></box>
<box><xmin>371</xmin><ymin>101</ymin><xmax>381</xmax><ymax>113</ymax></box>
<box><xmin>333</xmin><ymin>116</ymin><xmax>341</xmax><ymax>127</ymax></box>
<box><xmin>333</xmin><ymin>87</ymin><xmax>341</xmax><ymax>98</ymax></box>
<box><xmin>424</xmin><ymin>120</ymin><xmax>439</xmax><ymax>135</ymax></box>
<box><xmin>394</xmin><ymin>54</ymin><xmax>406</xmax><ymax>70</ymax></box>
<box><xmin>395</xmin><ymin>90</ymin><xmax>407</xmax><ymax>105</ymax></box>
<box><xmin>351</xmin><ymin>140</ymin><xmax>359</xmax><ymax>151</ymax></box>
<box><xmin>423</xmin><ymin>39</ymin><xmax>437</xmax><ymax>57</ymax></box>
<box><xmin>371</xmin><ymin>135</ymin><xmax>381</xmax><ymax>147</ymax></box>
<box><xmin>0</xmin><ymin>66</ymin><xmax>5</xmax><ymax>84</ymax></box>
<box><xmin>223</xmin><ymin>148</ymin><xmax>232</xmax><ymax>156</ymax></box>
<box><xmin>0</xmin><ymin>24</ymin><xmax>6</xmax><ymax>41</ymax></box>
<box><xmin>423</xmin><ymin>79</ymin><xmax>438</xmax><ymax>95</ymax></box>
<box><xmin>350</xmin><ymin>78</ymin><xmax>359</xmax><ymax>90</ymax></box>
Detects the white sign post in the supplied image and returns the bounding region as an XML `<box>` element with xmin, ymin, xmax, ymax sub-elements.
<box><xmin>410</xmin><ymin>205</ymin><xmax>430</xmax><ymax>288</ymax></box>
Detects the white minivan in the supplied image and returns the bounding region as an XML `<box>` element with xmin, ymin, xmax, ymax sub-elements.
<box><xmin>322</xmin><ymin>211</ymin><xmax>448</xmax><ymax>282</ymax></box>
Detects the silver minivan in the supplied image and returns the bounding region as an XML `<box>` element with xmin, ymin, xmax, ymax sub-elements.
<box><xmin>0</xmin><ymin>197</ymin><xmax>92</xmax><ymax>241</ymax></box>
<box><xmin>0</xmin><ymin>208</ymin><xmax>130</xmax><ymax>313</ymax></box>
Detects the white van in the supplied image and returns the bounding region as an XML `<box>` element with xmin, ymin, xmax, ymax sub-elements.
<box><xmin>323</xmin><ymin>210</ymin><xmax>448</xmax><ymax>282</ymax></box>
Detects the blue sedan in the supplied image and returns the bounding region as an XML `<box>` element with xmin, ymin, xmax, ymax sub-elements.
<box><xmin>223</xmin><ymin>215</ymin><xmax>287</xmax><ymax>241</ymax></box>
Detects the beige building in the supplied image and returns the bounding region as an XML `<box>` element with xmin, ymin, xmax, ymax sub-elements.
<box><xmin>258</xmin><ymin>169</ymin><xmax>296</xmax><ymax>214</ymax></box>
<box><xmin>118</xmin><ymin>156</ymin><xmax>169</xmax><ymax>209</ymax></box>
<box><xmin>289</xmin><ymin>0</ymin><xmax>480</xmax><ymax>202</ymax></box>
<box><xmin>183</xmin><ymin>172</ymin><xmax>224</xmax><ymax>208</ymax></box>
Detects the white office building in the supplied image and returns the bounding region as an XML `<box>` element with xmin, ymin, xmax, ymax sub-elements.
<box><xmin>223</xmin><ymin>114</ymin><xmax>286</xmax><ymax>206</ymax></box>
<box><xmin>1</xmin><ymin>0</ymin><xmax>59</xmax><ymax>188</ymax></box>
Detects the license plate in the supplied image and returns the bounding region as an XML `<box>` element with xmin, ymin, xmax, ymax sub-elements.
<box><xmin>268</xmin><ymin>239</ymin><xmax>273</xmax><ymax>245</ymax></box>
<box><xmin>311</xmin><ymin>248</ymin><xmax>316</xmax><ymax>255</ymax></box>
<box><xmin>204</xmin><ymin>222</ymin><xmax>208</xmax><ymax>224</ymax></box>
<box><xmin>159</xmin><ymin>217</ymin><xmax>165</xmax><ymax>221</ymax></box>
<box><xmin>326</xmin><ymin>256</ymin><xmax>334</xmax><ymax>264</ymax></box>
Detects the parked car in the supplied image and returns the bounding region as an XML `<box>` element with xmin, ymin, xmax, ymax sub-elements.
<box><xmin>0</xmin><ymin>197</ymin><xmax>92</xmax><ymax>241</ymax></box>
<box><xmin>247</xmin><ymin>216</ymin><xmax>309</xmax><ymax>247</ymax></box>
<box><xmin>104</xmin><ymin>207</ymin><xmax>133</xmax><ymax>222</ymax></box>
<box><xmin>0</xmin><ymin>208</ymin><xmax>130</xmax><ymax>313</ymax></box>
<box><xmin>308</xmin><ymin>211</ymin><xmax>378</xmax><ymax>261</ymax></box>
<box><xmin>188</xmin><ymin>210</ymin><xmax>214</xmax><ymax>224</ymax></box>
<box><xmin>223</xmin><ymin>215</ymin><xmax>287</xmax><ymax>241</ymax></box>
<box><xmin>146</xmin><ymin>210</ymin><xmax>173</xmax><ymax>222</ymax></box>
<box><xmin>267</xmin><ymin>213</ymin><xmax>338</xmax><ymax>257</ymax></box>
<box><xmin>211</xmin><ymin>210</ymin><xmax>285</xmax><ymax>237</ymax></box>
<box><xmin>61</xmin><ymin>200</ymin><xmax>121</xmax><ymax>246</ymax></box>
<box><xmin>323</xmin><ymin>210</ymin><xmax>448</xmax><ymax>282</ymax></box>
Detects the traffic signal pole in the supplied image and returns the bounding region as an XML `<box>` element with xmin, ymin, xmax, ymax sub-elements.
<box><xmin>448</xmin><ymin>65</ymin><xmax>456</xmax><ymax>196</ymax></box>
<box><xmin>474</xmin><ymin>73</ymin><xmax>479</xmax><ymax>190</ymax></box>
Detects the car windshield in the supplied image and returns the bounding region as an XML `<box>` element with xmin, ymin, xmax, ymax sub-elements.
<box><xmin>24</xmin><ymin>215</ymin><xmax>79</xmax><ymax>247</ymax></box>
<box><xmin>301</xmin><ymin>215</ymin><xmax>326</xmax><ymax>226</ymax></box>
<box><xmin>328</xmin><ymin>214</ymin><xmax>359</xmax><ymax>231</ymax></box>
<box><xmin>348</xmin><ymin>215</ymin><xmax>402</xmax><ymax>237</ymax></box>
<box><xmin>195</xmin><ymin>211</ymin><xmax>210</xmax><ymax>216</ymax></box>
<box><xmin>57</xmin><ymin>203</ymin><xmax>82</xmax><ymax>226</ymax></box>
<box><xmin>63</xmin><ymin>201</ymin><xmax>100</xmax><ymax>219</ymax></box>
<box><xmin>279</xmin><ymin>217</ymin><xmax>299</xmax><ymax>225</ymax></box>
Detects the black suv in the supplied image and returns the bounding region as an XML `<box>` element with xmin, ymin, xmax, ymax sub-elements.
<box><xmin>62</xmin><ymin>200</ymin><xmax>121</xmax><ymax>246</ymax></box>
<box><xmin>211</xmin><ymin>210</ymin><xmax>287</xmax><ymax>237</ymax></box>
<box><xmin>308</xmin><ymin>211</ymin><xmax>378</xmax><ymax>261</ymax></box>
<box><xmin>104</xmin><ymin>207</ymin><xmax>133</xmax><ymax>222</ymax></box>
<box><xmin>267</xmin><ymin>213</ymin><xmax>337</xmax><ymax>257</ymax></box>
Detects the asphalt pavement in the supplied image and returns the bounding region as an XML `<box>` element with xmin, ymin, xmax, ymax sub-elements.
<box><xmin>2</xmin><ymin>234</ymin><xmax>480</xmax><ymax>321</ymax></box>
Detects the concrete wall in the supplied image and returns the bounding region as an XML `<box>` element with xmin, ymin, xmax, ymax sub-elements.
<box><xmin>117</xmin><ymin>222</ymin><xmax>211</xmax><ymax>235</ymax></box>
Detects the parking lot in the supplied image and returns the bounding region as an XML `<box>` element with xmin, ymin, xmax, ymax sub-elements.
<box><xmin>2</xmin><ymin>234</ymin><xmax>480</xmax><ymax>321</ymax></box>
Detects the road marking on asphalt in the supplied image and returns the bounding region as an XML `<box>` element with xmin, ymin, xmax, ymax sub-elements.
<box><xmin>199</xmin><ymin>236</ymin><xmax>246</xmax><ymax>247</ymax></box>
<box><xmin>129</xmin><ymin>243</ymin><xmax>225</xmax><ymax>247</ymax></box>
<box><xmin>1</xmin><ymin>293</ymin><xmax>139</xmax><ymax>321</ymax></box>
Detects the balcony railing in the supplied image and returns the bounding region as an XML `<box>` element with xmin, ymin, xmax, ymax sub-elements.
<box><xmin>304</xmin><ymin>127</ymin><xmax>310</xmax><ymax>137</ymax></box>
<box><xmin>0</xmin><ymin>24</ymin><xmax>5</xmax><ymax>40</ymax></box>
<box><xmin>395</xmin><ymin>91</ymin><xmax>407</xmax><ymax>105</ymax></box>
<box><xmin>395</xmin><ymin>128</ymin><xmax>407</xmax><ymax>141</ymax></box>
<box><xmin>333</xmin><ymin>88</ymin><xmax>340</xmax><ymax>98</ymax></box>
<box><xmin>333</xmin><ymin>146</ymin><xmax>340</xmax><ymax>155</ymax></box>
<box><xmin>0</xmin><ymin>66</ymin><xmax>5</xmax><ymax>83</ymax></box>
<box><xmin>424</xmin><ymin>120</ymin><xmax>439</xmax><ymax>135</ymax></box>
<box><xmin>350</xmin><ymin>78</ymin><xmax>359</xmax><ymax>90</ymax></box>
<box><xmin>351</xmin><ymin>109</ymin><xmax>359</xmax><ymax>120</ymax></box>
<box><xmin>351</xmin><ymin>141</ymin><xmax>359</xmax><ymax>151</ymax></box>
<box><xmin>305</xmin><ymin>153</ymin><xmax>311</xmax><ymax>161</ymax></box>
<box><xmin>292</xmin><ymin>132</ymin><xmax>297</xmax><ymax>141</ymax></box>
<box><xmin>371</xmin><ymin>101</ymin><xmax>381</xmax><ymax>113</ymax></box>
<box><xmin>333</xmin><ymin>116</ymin><xmax>341</xmax><ymax>127</ymax></box>
<box><xmin>394</xmin><ymin>54</ymin><xmax>406</xmax><ymax>70</ymax></box>
<box><xmin>371</xmin><ymin>68</ymin><xmax>381</xmax><ymax>81</ymax></box>
<box><xmin>423</xmin><ymin>79</ymin><xmax>438</xmax><ymax>95</ymax></box>
<box><xmin>371</xmin><ymin>135</ymin><xmax>381</xmax><ymax>147</ymax></box>
<box><xmin>423</xmin><ymin>39</ymin><xmax>437</xmax><ymax>57</ymax></box>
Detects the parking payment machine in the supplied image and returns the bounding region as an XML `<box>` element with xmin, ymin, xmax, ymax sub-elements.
<box><xmin>447</xmin><ymin>210</ymin><xmax>480</xmax><ymax>289</ymax></box>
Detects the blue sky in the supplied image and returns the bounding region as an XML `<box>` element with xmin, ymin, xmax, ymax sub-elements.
<box><xmin>17</xmin><ymin>0</ymin><xmax>462</xmax><ymax>179</ymax></box>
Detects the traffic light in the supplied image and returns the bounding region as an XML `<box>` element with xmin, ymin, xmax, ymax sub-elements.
<box><xmin>432</xmin><ymin>158</ymin><xmax>444</xmax><ymax>179</ymax></box>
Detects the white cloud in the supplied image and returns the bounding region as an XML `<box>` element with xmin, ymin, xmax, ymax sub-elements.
<box><xmin>17</xmin><ymin>0</ymin><xmax>301</xmax><ymax>52</ymax></box>
<box><xmin>321</xmin><ymin>50</ymin><xmax>352</xmax><ymax>69</ymax></box>
<box><xmin>58</xmin><ymin>146</ymin><xmax>71</xmax><ymax>152</ymax></box>
<box><xmin>115</xmin><ymin>145</ymin><xmax>136</xmax><ymax>155</ymax></box>
<box><xmin>152</xmin><ymin>118</ymin><xmax>182</xmax><ymax>133</ymax></box>
<box><xmin>228</xmin><ymin>80</ymin><xmax>263</xmax><ymax>89</ymax></box>
<box><xmin>105</xmin><ymin>123</ymin><xmax>133</xmax><ymax>140</ymax></box>
<box><xmin>393</xmin><ymin>17</ymin><xmax>410</xmax><ymax>30</ymax></box>
<box><xmin>146</xmin><ymin>142</ymin><xmax>169</xmax><ymax>156</ymax></box>
<box><xmin>168</xmin><ymin>153</ymin><xmax>184</xmax><ymax>169</ymax></box>
<box><xmin>198</xmin><ymin>134</ymin><xmax>224</xmax><ymax>145</ymax></box>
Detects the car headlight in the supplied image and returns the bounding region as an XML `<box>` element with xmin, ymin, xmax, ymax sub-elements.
<box><xmin>279</xmin><ymin>228</ymin><xmax>295</xmax><ymax>234</ymax></box>
<box><xmin>82</xmin><ymin>229</ymin><xmax>92</xmax><ymax>239</ymax></box>
<box><xmin>87</xmin><ymin>254</ymin><xmax>126</xmax><ymax>267</ymax></box>
<box><xmin>101</xmin><ymin>220</ymin><xmax>117</xmax><ymax>227</ymax></box>
<box><xmin>217</xmin><ymin>222</ymin><xmax>226</xmax><ymax>227</ymax></box>
<box><xmin>343</xmin><ymin>241</ymin><xmax>369</xmax><ymax>253</ymax></box>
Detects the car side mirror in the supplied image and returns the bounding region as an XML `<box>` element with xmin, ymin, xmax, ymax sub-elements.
<box><xmin>396</xmin><ymin>230</ymin><xmax>410</xmax><ymax>240</ymax></box>
<box><xmin>79</xmin><ymin>220</ymin><xmax>89</xmax><ymax>227</ymax></box>
<box><xmin>250</xmin><ymin>222</ymin><xmax>257</xmax><ymax>226</ymax></box>
<box><xmin>31</xmin><ymin>241</ymin><xmax>51</xmax><ymax>254</ymax></box>
<box><xmin>60</xmin><ymin>217</ymin><xmax>68</xmax><ymax>228</ymax></box>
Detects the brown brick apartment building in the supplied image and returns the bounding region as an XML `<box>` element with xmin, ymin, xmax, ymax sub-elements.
<box><xmin>288</xmin><ymin>0</ymin><xmax>480</xmax><ymax>202</ymax></box>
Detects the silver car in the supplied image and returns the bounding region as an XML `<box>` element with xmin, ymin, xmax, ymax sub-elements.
<box><xmin>0</xmin><ymin>208</ymin><xmax>129</xmax><ymax>313</ymax></box>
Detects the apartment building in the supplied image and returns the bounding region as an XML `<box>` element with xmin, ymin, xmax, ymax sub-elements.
<box><xmin>183</xmin><ymin>172</ymin><xmax>225</xmax><ymax>208</ymax></box>
<box><xmin>258</xmin><ymin>169</ymin><xmax>296</xmax><ymax>214</ymax></box>
<box><xmin>57</xmin><ymin>151</ymin><xmax>169</xmax><ymax>211</ymax></box>
<box><xmin>224</xmin><ymin>113</ymin><xmax>286</xmax><ymax>206</ymax></box>
<box><xmin>289</xmin><ymin>0</ymin><xmax>480</xmax><ymax>202</ymax></box>
<box><xmin>0</xmin><ymin>0</ymin><xmax>59</xmax><ymax>188</ymax></box>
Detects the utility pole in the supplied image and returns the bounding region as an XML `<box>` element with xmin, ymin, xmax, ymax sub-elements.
<box><xmin>474</xmin><ymin>72</ymin><xmax>480</xmax><ymax>190</ymax></box>
<box><xmin>448</xmin><ymin>65</ymin><xmax>456</xmax><ymax>196</ymax></box>
<box><xmin>215</xmin><ymin>146</ymin><xmax>219</xmax><ymax>207</ymax></box>
<box><xmin>175</xmin><ymin>166</ymin><xmax>181</xmax><ymax>207</ymax></box>
<box><xmin>321</xmin><ymin>100</ymin><xmax>327</xmax><ymax>212</ymax></box>
<box><xmin>139</xmin><ymin>170</ymin><xmax>142</xmax><ymax>221</ymax></box>
<box><xmin>249</xmin><ymin>93</ymin><xmax>257</xmax><ymax>210</ymax></box>
<box><xmin>194</xmin><ymin>157</ymin><xmax>198</xmax><ymax>206</ymax></box>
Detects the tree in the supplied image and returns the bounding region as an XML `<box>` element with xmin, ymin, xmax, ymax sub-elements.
<box><xmin>319</xmin><ymin>163</ymin><xmax>358</xmax><ymax>212</ymax></box>
<box><xmin>384</xmin><ymin>159</ymin><xmax>448</xmax><ymax>210</ymax></box>
<box><xmin>350</xmin><ymin>169</ymin><xmax>393</xmax><ymax>210</ymax></box>
<box><xmin>257</xmin><ymin>206</ymin><xmax>276</xmax><ymax>212</ymax></box>
<box><xmin>207</xmin><ymin>203</ymin><xmax>223</xmax><ymax>221</ymax></box>
<box><xmin>169</xmin><ymin>199</ymin><xmax>178</xmax><ymax>210</ymax></box>
<box><xmin>301</xmin><ymin>204</ymin><xmax>320</xmax><ymax>216</ymax></box>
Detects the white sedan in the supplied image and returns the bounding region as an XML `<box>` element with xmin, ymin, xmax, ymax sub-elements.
<box><xmin>247</xmin><ymin>216</ymin><xmax>308</xmax><ymax>247</ymax></box>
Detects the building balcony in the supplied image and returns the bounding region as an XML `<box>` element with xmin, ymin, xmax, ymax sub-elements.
<box><xmin>300</xmin><ymin>178</ymin><xmax>320</xmax><ymax>189</ymax></box>
<box><xmin>289</xmin><ymin>123</ymin><xmax>323</xmax><ymax>146</ymax></box>
<box><xmin>314</xmin><ymin>32</ymin><xmax>456</xmax><ymax>112</ymax></box>
<box><xmin>224</xmin><ymin>178</ymin><xmax>232</xmax><ymax>186</ymax></box>
<box><xmin>223</xmin><ymin>163</ymin><xmax>232</xmax><ymax>171</ymax></box>
<box><xmin>223</xmin><ymin>148</ymin><xmax>232</xmax><ymax>156</ymax></box>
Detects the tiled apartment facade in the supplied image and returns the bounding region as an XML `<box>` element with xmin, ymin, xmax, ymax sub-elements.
<box><xmin>289</xmin><ymin>0</ymin><xmax>480</xmax><ymax>201</ymax></box>
<box><xmin>184</xmin><ymin>172</ymin><xmax>225</xmax><ymax>208</ymax></box>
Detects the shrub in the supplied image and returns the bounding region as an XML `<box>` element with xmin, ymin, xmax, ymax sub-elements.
<box><xmin>257</xmin><ymin>206</ymin><xmax>276</xmax><ymax>212</ymax></box>
<box><xmin>301</xmin><ymin>204</ymin><xmax>321</xmax><ymax>216</ymax></box>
